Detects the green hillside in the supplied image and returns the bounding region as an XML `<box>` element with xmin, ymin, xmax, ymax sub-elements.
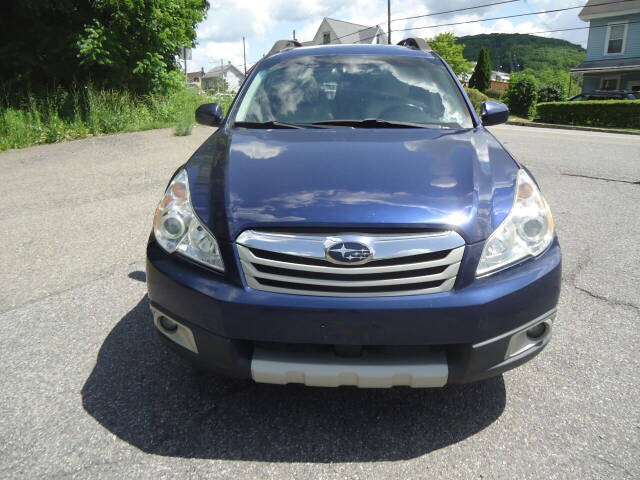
<box><xmin>458</xmin><ymin>33</ymin><xmax>585</xmax><ymax>73</ymax></box>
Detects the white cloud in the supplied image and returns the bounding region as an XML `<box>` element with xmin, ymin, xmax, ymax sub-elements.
<box><xmin>189</xmin><ymin>0</ymin><xmax>588</xmax><ymax>73</ymax></box>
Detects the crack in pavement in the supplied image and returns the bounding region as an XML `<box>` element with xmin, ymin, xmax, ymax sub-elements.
<box><xmin>562</xmin><ymin>173</ymin><xmax>640</xmax><ymax>185</ymax></box>
<box><xmin>0</xmin><ymin>261</ymin><xmax>145</xmax><ymax>315</ymax></box>
<box><xmin>591</xmin><ymin>454</ymin><xmax>635</xmax><ymax>478</ymax></box>
<box><xmin>564</xmin><ymin>249</ymin><xmax>640</xmax><ymax>311</ymax></box>
<box><xmin>574</xmin><ymin>285</ymin><xmax>640</xmax><ymax>312</ymax></box>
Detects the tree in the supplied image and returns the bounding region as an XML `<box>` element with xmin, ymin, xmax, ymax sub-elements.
<box><xmin>469</xmin><ymin>48</ymin><xmax>492</xmax><ymax>92</ymax></box>
<box><xmin>429</xmin><ymin>33</ymin><xmax>471</xmax><ymax>76</ymax></box>
<box><xmin>0</xmin><ymin>0</ymin><xmax>209</xmax><ymax>96</ymax></box>
<box><xmin>505</xmin><ymin>73</ymin><xmax>538</xmax><ymax>118</ymax></box>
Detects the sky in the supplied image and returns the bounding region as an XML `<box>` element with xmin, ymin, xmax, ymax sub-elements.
<box><xmin>188</xmin><ymin>0</ymin><xmax>592</xmax><ymax>74</ymax></box>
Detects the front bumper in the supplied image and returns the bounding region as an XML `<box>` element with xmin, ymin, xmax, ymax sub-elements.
<box><xmin>146</xmin><ymin>238</ymin><xmax>561</xmax><ymax>386</ymax></box>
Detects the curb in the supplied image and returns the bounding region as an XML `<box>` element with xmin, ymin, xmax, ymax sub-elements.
<box><xmin>505</xmin><ymin>120</ymin><xmax>640</xmax><ymax>136</ymax></box>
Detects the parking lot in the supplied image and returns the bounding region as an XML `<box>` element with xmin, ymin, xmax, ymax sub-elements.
<box><xmin>0</xmin><ymin>124</ymin><xmax>638</xmax><ymax>479</ymax></box>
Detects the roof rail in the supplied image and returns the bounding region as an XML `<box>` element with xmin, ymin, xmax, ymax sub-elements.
<box><xmin>266</xmin><ymin>40</ymin><xmax>303</xmax><ymax>57</ymax></box>
<box><xmin>397</xmin><ymin>37</ymin><xmax>432</xmax><ymax>52</ymax></box>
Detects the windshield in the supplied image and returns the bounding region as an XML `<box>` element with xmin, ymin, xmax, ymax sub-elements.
<box><xmin>232</xmin><ymin>55</ymin><xmax>474</xmax><ymax>129</ymax></box>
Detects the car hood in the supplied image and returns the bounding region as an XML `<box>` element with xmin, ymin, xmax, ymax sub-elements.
<box><xmin>185</xmin><ymin>127</ymin><xmax>519</xmax><ymax>243</ymax></box>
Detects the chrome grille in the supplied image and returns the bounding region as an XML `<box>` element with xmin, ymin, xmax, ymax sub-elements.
<box><xmin>236</xmin><ymin>230</ymin><xmax>465</xmax><ymax>297</ymax></box>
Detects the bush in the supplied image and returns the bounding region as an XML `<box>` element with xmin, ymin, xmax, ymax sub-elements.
<box><xmin>464</xmin><ymin>87</ymin><xmax>488</xmax><ymax>114</ymax></box>
<box><xmin>535</xmin><ymin>101</ymin><xmax>640</xmax><ymax>129</ymax></box>
<box><xmin>504</xmin><ymin>74</ymin><xmax>538</xmax><ymax>118</ymax></box>
<box><xmin>0</xmin><ymin>86</ymin><xmax>220</xmax><ymax>151</ymax></box>
<box><xmin>537</xmin><ymin>84</ymin><xmax>565</xmax><ymax>104</ymax></box>
<box><xmin>485</xmin><ymin>88</ymin><xmax>505</xmax><ymax>100</ymax></box>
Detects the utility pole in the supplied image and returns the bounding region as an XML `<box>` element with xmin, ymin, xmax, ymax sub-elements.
<box><xmin>387</xmin><ymin>0</ymin><xmax>391</xmax><ymax>44</ymax></box>
<box><xmin>184</xmin><ymin>46</ymin><xmax>188</xmax><ymax>81</ymax></box>
<box><xmin>220</xmin><ymin>58</ymin><xmax>224</xmax><ymax>93</ymax></box>
<box><xmin>243</xmin><ymin>37</ymin><xmax>247</xmax><ymax>76</ymax></box>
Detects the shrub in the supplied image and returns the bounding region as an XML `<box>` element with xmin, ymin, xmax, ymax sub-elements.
<box><xmin>535</xmin><ymin>101</ymin><xmax>640</xmax><ymax>129</ymax></box>
<box><xmin>537</xmin><ymin>83</ymin><xmax>565</xmax><ymax>104</ymax></box>
<box><xmin>504</xmin><ymin>74</ymin><xmax>538</xmax><ymax>118</ymax></box>
<box><xmin>0</xmin><ymin>86</ymin><xmax>219</xmax><ymax>151</ymax></box>
<box><xmin>464</xmin><ymin>87</ymin><xmax>488</xmax><ymax>114</ymax></box>
<box><xmin>485</xmin><ymin>88</ymin><xmax>505</xmax><ymax>100</ymax></box>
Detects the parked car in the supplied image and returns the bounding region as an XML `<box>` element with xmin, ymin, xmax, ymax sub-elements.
<box><xmin>569</xmin><ymin>90</ymin><xmax>640</xmax><ymax>101</ymax></box>
<box><xmin>146</xmin><ymin>40</ymin><xmax>561</xmax><ymax>388</ymax></box>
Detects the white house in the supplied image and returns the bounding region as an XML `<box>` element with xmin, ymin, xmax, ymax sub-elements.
<box><xmin>458</xmin><ymin>62</ymin><xmax>511</xmax><ymax>83</ymax></box>
<box><xmin>303</xmin><ymin>18</ymin><xmax>388</xmax><ymax>46</ymax></box>
<box><xmin>202</xmin><ymin>62</ymin><xmax>245</xmax><ymax>92</ymax></box>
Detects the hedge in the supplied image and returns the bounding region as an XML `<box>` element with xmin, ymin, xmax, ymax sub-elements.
<box><xmin>464</xmin><ymin>87</ymin><xmax>488</xmax><ymax>114</ymax></box>
<box><xmin>535</xmin><ymin>101</ymin><xmax>640</xmax><ymax>129</ymax></box>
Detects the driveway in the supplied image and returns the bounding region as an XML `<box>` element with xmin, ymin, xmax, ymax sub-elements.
<box><xmin>0</xmin><ymin>125</ymin><xmax>638</xmax><ymax>479</ymax></box>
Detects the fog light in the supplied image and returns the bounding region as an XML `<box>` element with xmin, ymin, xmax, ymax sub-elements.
<box><xmin>159</xmin><ymin>316</ymin><xmax>178</xmax><ymax>332</ymax></box>
<box><xmin>526</xmin><ymin>323</ymin><xmax>546</xmax><ymax>339</ymax></box>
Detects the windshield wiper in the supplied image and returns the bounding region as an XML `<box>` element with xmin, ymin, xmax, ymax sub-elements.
<box><xmin>311</xmin><ymin>118</ymin><xmax>442</xmax><ymax>129</ymax></box>
<box><xmin>233</xmin><ymin>120</ymin><xmax>327</xmax><ymax>129</ymax></box>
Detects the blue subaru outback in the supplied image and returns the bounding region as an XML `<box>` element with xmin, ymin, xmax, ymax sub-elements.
<box><xmin>146</xmin><ymin>39</ymin><xmax>561</xmax><ymax>387</ymax></box>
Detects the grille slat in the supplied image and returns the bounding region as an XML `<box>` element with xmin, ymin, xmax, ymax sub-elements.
<box><xmin>236</xmin><ymin>230</ymin><xmax>465</xmax><ymax>297</ymax></box>
<box><xmin>241</xmin><ymin>260</ymin><xmax>460</xmax><ymax>288</ymax></box>
<box><xmin>256</xmin><ymin>278</ymin><xmax>449</xmax><ymax>294</ymax></box>
<box><xmin>251</xmin><ymin>262</ymin><xmax>448</xmax><ymax>281</ymax></box>
<box><xmin>238</xmin><ymin>244</ymin><xmax>464</xmax><ymax>275</ymax></box>
<box><xmin>249</xmin><ymin>246</ymin><xmax>452</xmax><ymax>268</ymax></box>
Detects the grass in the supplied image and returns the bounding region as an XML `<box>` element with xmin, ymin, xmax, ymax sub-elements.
<box><xmin>0</xmin><ymin>86</ymin><xmax>234</xmax><ymax>152</ymax></box>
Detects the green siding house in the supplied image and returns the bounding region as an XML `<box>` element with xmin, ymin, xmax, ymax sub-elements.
<box><xmin>571</xmin><ymin>0</ymin><xmax>640</xmax><ymax>92</ymax></box>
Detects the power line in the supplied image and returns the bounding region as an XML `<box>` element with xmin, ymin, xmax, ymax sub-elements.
<box><xmin>243</xmin><ymin>0</ymin><xmax>633</xmax><ymax>71</ymax></box>
<box><xmin>329</xmin><ymin>0</ymin><xmax>522</xmax><ymax>45</ymax></box>
<box><xmin>392</xmin><ymin>0</ymin><xmax>519</xmax><ymax>23</ymax></box>
<box><xmin>394</xmin><ymin>0</ymin><xmax>633</xmax><ymax>33</ymax></box>
<box><xmin>506</xmin><ymin>18</ymin><xmax>640</xmax><ymax>37</ymax></box>
<box><xmin>243</xmin><ymin>19</ymin><xmax>640</xmax><ymax>73</ymax></box>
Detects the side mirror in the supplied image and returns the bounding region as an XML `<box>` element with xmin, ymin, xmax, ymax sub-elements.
<box><xmin>480</xmin><ymin>101</ymin><xmax>509</xmax><ymax>126</ymax></box>
<box><xmin>195</xmin><ymin>103</ymin><xmax>223</xmax><ymax>126</ymax></box>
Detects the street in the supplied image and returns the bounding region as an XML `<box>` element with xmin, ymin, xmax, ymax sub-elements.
<box><xmin>0</xmin><ymin>125</ymin><xmax>638</xmax><ymax>479</ymax></box>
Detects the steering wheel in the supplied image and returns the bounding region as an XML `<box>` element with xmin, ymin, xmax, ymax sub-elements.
<box><xmin>379</xmin><ymin>103</ymin><xmax>428</xmax><ymax>122</ymax></box>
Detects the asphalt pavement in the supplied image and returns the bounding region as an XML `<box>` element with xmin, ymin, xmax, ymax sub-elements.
<box><xmin>0</xmin><ymin>125</ymin><xmax>638</xmax><ymax>479</ymax></box>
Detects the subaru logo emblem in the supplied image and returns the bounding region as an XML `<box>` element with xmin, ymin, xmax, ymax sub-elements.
<box><xmin>326</xmin><ymin>241</ymin><xmax>372</xmax><ymax>265</ymax></box>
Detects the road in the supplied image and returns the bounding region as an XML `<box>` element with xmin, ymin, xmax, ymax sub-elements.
<box><xmin>0</xmin><ymin>125</ymin><xmax>638</xmax><ymax>479</ymax></box>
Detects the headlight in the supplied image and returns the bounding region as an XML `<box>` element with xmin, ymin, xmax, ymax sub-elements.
<box><xmin>153</xmin><ymin>169</ymin><xmax>224</xmax><ymax>271</ymax></box>
<box><xmin>476</xmin><ymin>169</ymin><xmax>554</xmax><ymax>276</ymax></box>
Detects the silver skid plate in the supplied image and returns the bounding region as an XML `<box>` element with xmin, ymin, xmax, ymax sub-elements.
<box><xmin>251</xmin><ymin>347</ymin><xmax>448</xmax><ymax>388</ymax></box>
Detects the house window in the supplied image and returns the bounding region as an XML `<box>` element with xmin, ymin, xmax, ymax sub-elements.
<box><xmin>322</xmin><ymin>32</ymin><xmax>331</xmax><ymax>44</ymax></box>
<box><xmin>601</xmin><ymin>77</ymin><xmax>619</xmax><ymax>90</ymax></box>
<box><xmin>605</xmin><ymin>23</ymin><xmax>627</xmax><ymax>55</ymax></box>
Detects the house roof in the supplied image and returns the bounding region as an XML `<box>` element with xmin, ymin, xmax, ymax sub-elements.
<box><xmin>186</xmin><ymin>71</ymin><xmax>203</xmax><ymax>81</ymax></box>
<box><xmin>571</xmin><ymin>56</ymin><xmax>640</xmax><ymax>73</ymax></box>
<box><xmin>324</xmin><ymin>18</ymin><xmax>386</xmax><ymax>44</ymax></box>
<box><xmin>578</xmin><ymin>0</ymin><xmax>640</xmax><ymax>21</ymax></box>
<box><xmin>203</xmin><ymin>63</ymin><xmax>245</xmax><ymax>79</ymax></box>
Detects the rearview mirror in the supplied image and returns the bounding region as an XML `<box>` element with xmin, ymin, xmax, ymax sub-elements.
<box><xmin>195</xmin><ymin>103</ymin><xmax>223</xmax><ymax>126</ymax></box>
<box><xmin>480</xmin><ymin>101</ymin><xmax>509</xmax><ymax>126</ymax></box>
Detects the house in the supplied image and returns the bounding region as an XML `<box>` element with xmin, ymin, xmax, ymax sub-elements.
<box><xmin>458</xmin><ymin>63</ymin><xmax>511</xmax><ymax>84</ymax></box>
<box><xmin>186</xmin><ymin>68</ymin><xmax>205</xmax><ymax>88</ymax></box>
<box><xmin>303</xmin><ymin>18</ymin><xmax>388</xmax><ymax>46</ymax></box>
<box><xmin>201</xmin><ymin>62</ymin><xmax>245</xmax><ymax>92</ymax></box>
<box><xmin>458</xmin><ymin>63</ymin><xmax>510</xmax><ymax>91</ymax></box>
<box><xmin>571</xmin><ymin>0</ymin><xmax>640</xmax><ymax>92</ymax></box>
